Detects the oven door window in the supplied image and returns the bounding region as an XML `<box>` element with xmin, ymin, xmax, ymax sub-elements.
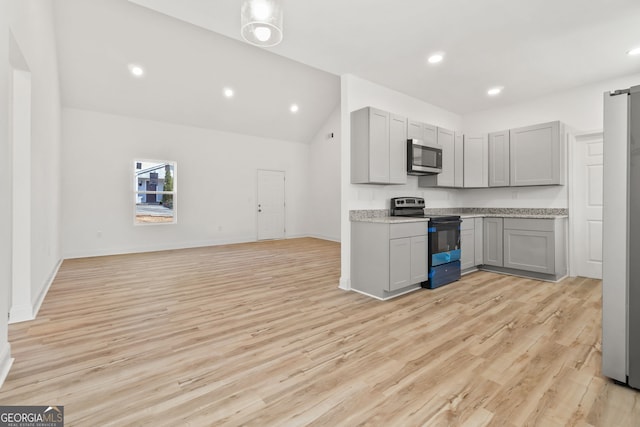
<box><xmin>430</xmin><ymin>223</ymin><xmax>460</xmax><ymax>254</ymax></box>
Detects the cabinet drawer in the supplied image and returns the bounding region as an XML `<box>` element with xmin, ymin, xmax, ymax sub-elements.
<box><xmin>390</xmin><ymin>222</ymin><xmax>428</xmax><ymax>239</ymax></box>
<box><xmin>504</xmin><ymin>218</ymin><xmax>555</xmax><ymax>232</ymax></box>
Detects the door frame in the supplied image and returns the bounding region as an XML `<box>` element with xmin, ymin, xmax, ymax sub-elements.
<box><xmin>256</xmin><ymin>169</ymin><xmax>286</xmax><ymax>241</ymax></box>
<box><xmin>568</xmin><ymin>130</ymin><xmax>603</xmax><ymax>278</ymax></box>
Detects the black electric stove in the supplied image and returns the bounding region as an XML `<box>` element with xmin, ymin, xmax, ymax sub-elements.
<box><xmin>390</xmin><ymin>197</ymin><xmax>461</xmax><ymax>289</ymax></box>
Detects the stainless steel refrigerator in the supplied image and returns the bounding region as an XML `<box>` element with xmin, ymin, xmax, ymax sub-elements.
<box><xmin>602</xmin><ymin>84</ymin><xmax>640</xmax><ymax>389</ymax></box>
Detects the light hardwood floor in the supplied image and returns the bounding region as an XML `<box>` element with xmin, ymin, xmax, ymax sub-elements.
<box><xmin>1</xmin><ymin>237</ymin><xmax>638</xmax><ymax>426</ymax></box>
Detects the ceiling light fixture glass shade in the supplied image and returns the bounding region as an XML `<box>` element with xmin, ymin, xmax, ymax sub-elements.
<box><xmin>241</xmin><ymin>0</ymin><xmax>283</xmax><ymax>47</ymax></box>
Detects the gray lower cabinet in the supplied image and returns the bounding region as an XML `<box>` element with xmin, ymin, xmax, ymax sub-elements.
<box><xmin>483</xmin><ymin>218</ymin><xmax>504</xmax><ymax>267</ymax></box>
<box><xmin>474</xmin><ymin>217</ymin><xmax>484</xmax><ymax>265</ymax></box>
<box><xmin>461</xmin><ymin>219</ymin><xmax>476</xmax><ymax>271</ymax></box>
<box><xmin>389</xmin><ymin>237</ymin><xmax>412</xmax><ymax>290</ymax></box>
<box><xmin>351</xmin><ymin>221</ymin><xmax>428</xmax><ymax>299</ymax></box>
<box><xmin>461</xmin><ymin>217</ymin><xmax>485</xmax><ymax>272</ymax></box>
<box><xmin>390</xmin><ymin>235</ymin><xmax>427</xmax><ymax>290</ymax></box>
<box><xmin>503</xmin><ymin>218</ymin><xmax>566</xmax><ymax>276</ymax></box>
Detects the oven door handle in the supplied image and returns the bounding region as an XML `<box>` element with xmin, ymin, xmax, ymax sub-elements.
<box><xmin>429</xmin><ymin>220</ymin><xmax>461</xmax><ymax>226</ymax></box>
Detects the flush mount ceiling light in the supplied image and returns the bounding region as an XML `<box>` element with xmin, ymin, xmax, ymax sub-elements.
<box><xmin>223</xmin><ymin>87</ymin><xmax>234</xmax><ymax>98</ymax></box>
<box><xmin>628</xmin><ymin>47</ymin><xmax>640</xmax><ymax>56</ymax></box>
<box><xmin>428</xmin><ymin>53</ymin><xmax>444</xmax><ymax>64</ymax></box>
<box><xmin>487</xmin><ymin>86</ymin><xmax>504</xmax><ymax>96</ymax></box>
<box><xmin>128</xmin><ymin>64</ymin><xmax>145</xmax><ymax>78</ymax></box>
<box><xmin>290</xmin><ymin>104</ymin><xmax>299</xmax><ymax>113</ymax></box>
<box><xmin>241</xmin><ymin>0</ymin><xmax>283</xmax><ymax>47</ymax></box>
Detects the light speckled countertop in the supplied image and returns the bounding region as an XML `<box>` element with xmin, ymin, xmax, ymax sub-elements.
<box><xmin>350</xmin><ymin>208</ymin><xmax>568</xmax><ymax>223</ymax></box>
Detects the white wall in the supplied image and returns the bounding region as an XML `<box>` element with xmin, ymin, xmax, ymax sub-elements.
<box><xmin>62</xmin><ymin>108</ymin><xmax>313</xmax><ymax>258</ymax></box>
<box><xmin>339</xmin><ymin>74</ymin><xmax>464</xmax><ymax>289</ymax></box>
<box><xmin>463</xmin><ymin>72</ymin><xmax>640</xmax><ymax>134</ymax></box>
<box><xmin>1</xmin><ymin>0</ymin><xmax>63</xmax><ymax>387</ymax></box>
<box><xmin>307</xmin><ymin>107</ymin><xmax>341</xmax><ymax>242</ymax></box>
<box><xmin>6</xmin><ymin>0</ymin><xmax>62</xmax><ymax>323</ymax></box>
<box><xmin>0</xmin><ymin>0</ymin><xmax>13</xmax><ymax>388</ymax></box>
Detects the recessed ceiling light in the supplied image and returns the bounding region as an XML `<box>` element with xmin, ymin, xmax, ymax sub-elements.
<box><xmin>628</xmin><ymin>47</ymin><xmax>640</xmax><ymax>56</ymax></box>
<box><xmin>487</xmin><ymin>86</ymin><xmax>504</xmax><ymax>96</ymax></box>
<box><xmin>223</xmin><ymin>87</ymin><xmax>234</xmax><ymax>98</ymax></box>
<box><xmin>128</xmin><ymin>64</ymin><xmax>145</xmax><ymax>78</ymax></box>
<box><xmin>290</xmin><ymin>104</ymin><xmax>299</xmax><ymax>113</ymax></box>
<box><xmin>428</xmin><ymin>53</ymin><xmax>444</xmax><ymax>64</ymax></box>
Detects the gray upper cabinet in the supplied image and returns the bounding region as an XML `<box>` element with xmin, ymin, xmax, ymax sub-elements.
<box><xmin>488</xmin><ymin>130</ymin><xmax>510</xmax><ymax>187</ymax></box>
<box><xmin>389</xmin><ymin>114</ymin><xmax>408</xmax><ymax>184</ymax></box>
<box><xmin>407</xmin><ymin>120</ymin><xmax>437</xmax><ymax>145</ymax></box>
<box><xmin>484</xmin><ymin>217</ymin><xmax>504</xmax><ymax>267</ymax></box>
<box><xmin>437</xmin><ymin>127</ymin><xmax>456</xmax><ymax>187</ymax></box>
<box><xmin>454</xmin><ymin>133</ymin><xmax>464</xmax><ymax>188</ymax></box>
<box><xmin>509</xmin><ymin>121</ymin><xmax>565</xmax><ymax>186</ymax></box>
<box><xmin>407</xmin><ymin>120</ymin><xmax>423</xmax><ymax>140</ymax></box>
<box><xmin>351</xmin><ymin>107</ymin><xmax>407</xmax><ymax>185</ymax></box>
<box><xmin>419</xmin><ymin>127</ymin><xmax>457</xmax><ymax>188</ymax></box>
<box><xmin>463</xmin><ymin>134</ymin><xmax>488</xmax><ymax>188</ymax></box>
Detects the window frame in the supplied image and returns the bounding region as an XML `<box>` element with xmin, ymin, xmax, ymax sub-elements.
<box><xmin>133</xmin><ymin>159</ymin><xmax>177</xmax><ymax>226</ymax></box>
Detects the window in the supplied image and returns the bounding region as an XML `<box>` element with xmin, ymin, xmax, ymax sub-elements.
<box><xmin>134</xmin><ymin>160</ymin><xmax>176</xmax><ymax>224</ymax></box>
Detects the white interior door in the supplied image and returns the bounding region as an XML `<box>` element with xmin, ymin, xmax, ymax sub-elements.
<box><xmin>257</xmin><ymin>170</ymin><xmax>285</xmax><ymax>240</ymax></box>
<box><xmin>572</xmin><ymin>132</ymin><xmax>603</xmax><ymax>279</ymax></box>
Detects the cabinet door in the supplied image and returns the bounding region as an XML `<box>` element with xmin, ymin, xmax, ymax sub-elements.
<box><xmin>389</xmin><ymin>238</ymin><xmax>411</xmax><ymax>291</ymax></box>
<box><xmin>436</xmin><ymin>127</ymin><xmax>455</xmax><ymax>187</ymax></box>
<box><xmin>410</xmin><ymin>235</ymin><xmax>428</xmax><ymax>283</ymax></box>
<box><xmin>484</xmin><ymin>218</ymin><xmax>503</xmax><ymax>266</ymax></box>
<box><xmin>474</xmin><ymin>217</ymin><xmax>484</xmax><ymax>266</ymax></box>
<box><xmin>368</xmin><ymin>108</ymin><xmax>391</xmax><ymax>183</ymax></box>
<box><xmin>464</xmin><ymin>134</ymin><xmax>489</xmax><ymax>188</ymax></box>
<box><xmin>389</xmin><ymin>114</ymin><xmax>408</xmax><ymax>184</ymax></box>
<box><xmin>510</xmin><ymin>121</ymin><xmax>561</xmax><ymax>186</ymax></box>
<box><xmin>423</xmin><ymin>124</ymin><xmax>437</xmax><ymax>145</ymax></box>
<box><xmin>454</xmin><ymin>133</ymin><xmax>464</xmax><ymax>188</ymax></box>
<box><xmin>503</xmin><ymin>229</ymin><xmax>555</xmax><ymax>273</ymax></box>
<box><xmin>489</xmin><ymin>130</ymin><xmax>510</xmax><ymax>187</ymax></box>
<box><xmin>407</xmin><ymin>120</ymin><xmax>423</xmax><ymax>140</ymax></box>
<box><xmin>461</xmin><ymin>225</ymin><xmax>475</xmax><ymax>271</ymax></box>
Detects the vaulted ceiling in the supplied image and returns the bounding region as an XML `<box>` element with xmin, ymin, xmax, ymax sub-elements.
<box><xmin>54</xmin><ymin>0</ymin><xmax>640</xmax><ymax>142</ymax></box>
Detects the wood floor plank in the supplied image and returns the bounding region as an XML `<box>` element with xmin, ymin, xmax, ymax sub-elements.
<box><xmin>0</xmin><ymin>238</ymin><xmax>639</xmax><ymax>426</ymax></box>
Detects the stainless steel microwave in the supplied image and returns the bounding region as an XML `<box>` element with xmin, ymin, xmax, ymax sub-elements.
<box><xmin>407</xmin><ymin>139</ymin><xmax>442</xmax><ymax>175</ymax></box>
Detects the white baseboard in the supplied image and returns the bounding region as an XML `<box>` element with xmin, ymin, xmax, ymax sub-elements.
<box><xmin>10</xmin><ymin>259</ymin><xmax>62</xmax><ymax>324</ymax></box>
<box><xmin>305</xmin><ymin>233</ymin><xmax>341</xmax><ymax>243</ymax></box>
<box><xmin>9</xmin><ymin>304</ymin><xmax>33</xmax><ymax>324</ymax></box>
<box><xmin>32</xmin><ymin>259</ymin><xmax>62</xmax><ymax>319</ymax></box>
<box><xmin>0</xmin><ymin>343</ymin><xmax>13</xmax><ymax>389</ymax></box>
<box><xmin>339</xmin><ymin>276</ymin><xmax>351</xmax><ymax>290</ymax></box>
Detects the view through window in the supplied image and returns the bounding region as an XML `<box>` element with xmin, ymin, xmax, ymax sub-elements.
<box><xmin>134</xmin><ymin>160</ymin><xmax>176</xmax><ymax>224</ymax></box>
